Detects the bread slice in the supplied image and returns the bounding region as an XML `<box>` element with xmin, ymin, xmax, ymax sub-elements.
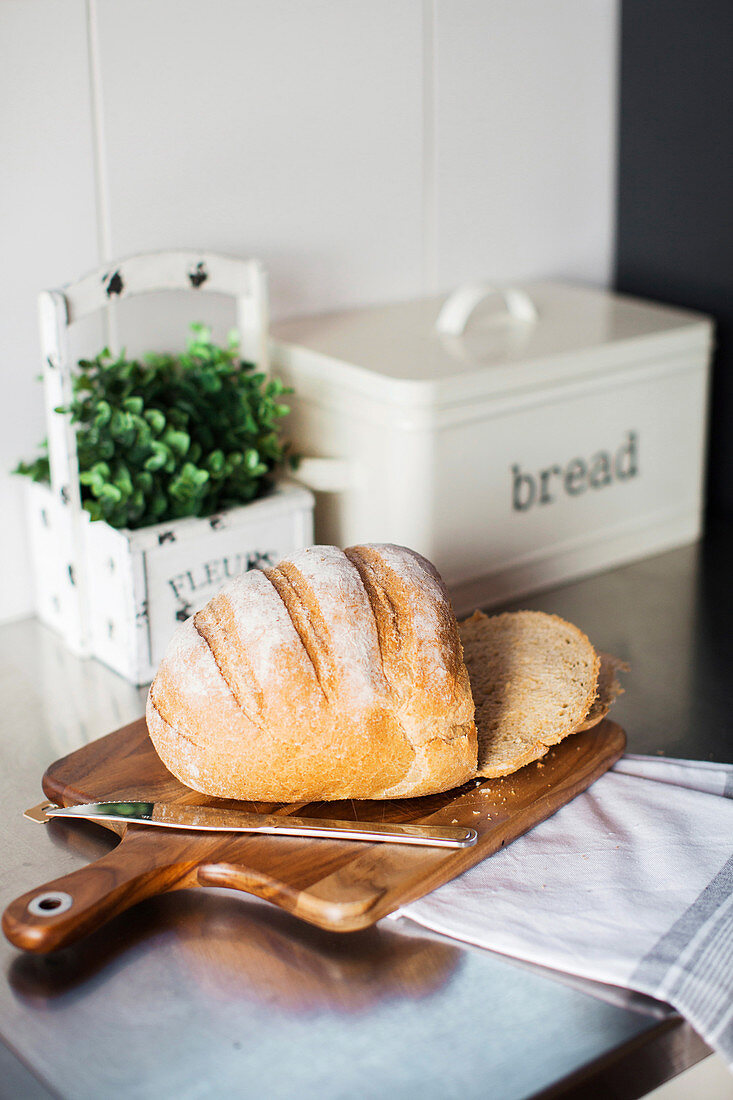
<box><xmin>459</xmin><ymin>610</ymin><xmax>601</xmax><ymax>777</ymax></box>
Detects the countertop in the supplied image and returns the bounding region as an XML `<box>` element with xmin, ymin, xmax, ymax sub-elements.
<box><xmin>2</xmin><ymin>522</ymin><xmax>732</xmax><ymax>1100</ymax></box>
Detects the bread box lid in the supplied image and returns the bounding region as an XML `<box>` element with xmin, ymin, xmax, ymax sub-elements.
<box><xmin>271</xmin><ymin>281</ymin><xmax>713</xmax><ymax>409</ymax></box>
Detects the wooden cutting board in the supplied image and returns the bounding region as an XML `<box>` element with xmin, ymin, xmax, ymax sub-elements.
<box><xmin>3</xmin><ymin>717</ymin><xmax>625</xmax><ymax>953</ymax></box>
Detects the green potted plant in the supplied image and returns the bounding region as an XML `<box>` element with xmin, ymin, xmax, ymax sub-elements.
<box><xmin>17</xmin><ymin>323</ymin><xmax>295</xmax><ymax>529</ymax></box>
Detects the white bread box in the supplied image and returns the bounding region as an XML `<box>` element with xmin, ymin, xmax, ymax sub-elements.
<box><xmin>272</xmin><ymin>281</ymin><xmax>713</xmax><ymax>613</ymax></box>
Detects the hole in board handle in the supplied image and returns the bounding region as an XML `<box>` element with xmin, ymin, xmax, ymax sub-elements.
<box><xmin>27</xmin><ymin>891</ymin><xmax>73</xmax><ymax>917</ymax></box>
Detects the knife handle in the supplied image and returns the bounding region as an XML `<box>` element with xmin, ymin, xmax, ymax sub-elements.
<box><xmin>1</xmin><ymin>829</ymin><xmax>195</xmax><ymax>954</ymax></box>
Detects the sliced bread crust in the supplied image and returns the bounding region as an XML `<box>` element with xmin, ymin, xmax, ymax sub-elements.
<box><xmin>574</xmin><ymin>651</ymin><xmax>627</xmax><ymax>731</ymax></box>
<box><xmin>459</xmin><ymin>610</ymin><xmax>601</xmax><ymax>777</ymax></box>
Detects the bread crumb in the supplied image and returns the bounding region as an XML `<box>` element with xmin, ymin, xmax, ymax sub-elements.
<box><xmin>472</xmin><ymin>810</ymin><xmax>480</xmax><ymax>815</ymax></box>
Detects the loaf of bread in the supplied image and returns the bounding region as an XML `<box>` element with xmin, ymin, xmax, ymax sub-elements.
<box><xmin>459</xmin><ymin>610</ymin><xmax>601</xmax><ymax>777</ymax></box>
<box><xmin>146</xmin><ymin>543</ymin><xmax>478</xmax><ymax>802</ymax></box>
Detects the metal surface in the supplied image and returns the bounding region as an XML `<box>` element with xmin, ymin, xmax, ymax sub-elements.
<box><xmin>44</xmin><ymin>802</ymin><xmax>478</xmax><ymax>848</ymax></box>
<box><xmin>2</xmin><ymin>524</ymin><xmax>731</xmax><ymax>1099</ymax></box>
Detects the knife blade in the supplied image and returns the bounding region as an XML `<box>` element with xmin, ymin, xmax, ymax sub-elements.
<box><xmin>42</xmin><ymin>801</ymin><xmax>477</xmax><ymax>848</ymax></box>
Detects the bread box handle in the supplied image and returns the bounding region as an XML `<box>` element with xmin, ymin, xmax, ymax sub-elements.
<box><xmin>435</xmin><ymin>283</ymin><xmax>538</xmax><ymax>336</ymax></box>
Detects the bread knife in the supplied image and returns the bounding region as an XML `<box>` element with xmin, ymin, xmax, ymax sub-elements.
<box><xmin>39</xmin><ymin>801</ymin><xmax>477</xmax><ymax>848</ymax></box>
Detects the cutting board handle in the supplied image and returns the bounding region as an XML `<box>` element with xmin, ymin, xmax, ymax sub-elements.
<box><xmin>2</xmin><ymin>828</ymin><xmax>192</xmax><ymax>954</ymax></box>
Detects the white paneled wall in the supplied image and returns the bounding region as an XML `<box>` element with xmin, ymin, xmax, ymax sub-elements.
<box><xmin>0</xmin><ymin>0</ymin><xmax>99</xmax><ymax>622</ymax></box>
<box><xmin>1</xmin><ymin>0</ymin><xmax>619</xmax><ymax>623</ymax></box>
<box><xmin>433</xmin><ymin>0</ymin><xmax>618</xmax><ymax>289</ymax></box>
<box><xmin>97</xmin><ymin>0</ymin><xmax>425</xmax><ymax>317</ymax></box>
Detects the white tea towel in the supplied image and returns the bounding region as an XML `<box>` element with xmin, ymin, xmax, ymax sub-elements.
<box><xmin>397</xmin><ymin>756</ymin><xmax>733</xmax><ymax>1067</ymax></box>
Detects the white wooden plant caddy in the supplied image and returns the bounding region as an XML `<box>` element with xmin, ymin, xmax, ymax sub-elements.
<box><xmin>27</xmin><ymin>250</ymin><xmax>313</xmax><ymax>685</ymax></box>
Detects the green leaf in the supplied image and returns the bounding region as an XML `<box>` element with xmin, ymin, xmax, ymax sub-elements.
<box><xmin>12</xmin><ymin>456</ymin><xmax>50</xmax><ymax>483</ymax></box>
<box><xmin>205</xmin><ymin>449</ymin><xmax>225</xmax><ymax>474</ymax></box>
<box><xmin>163</xmin><ymin>428</ymin><xmax>190</xmax><ymax>457</ymax></box>
<box><xmin>188</xmin><ymin>322</ymin><xmax>210</xmax><ymax>343</ymax></box>
<box><xmin>135</xmin><ymin>470</ymin><xmax>154</xmax><ymax>494</ymax></box>
<box><xmin>98</xmin><ymin>482</ymin><xmax>123</xmax><ymax>504</ymax></box>
<box><xmin>83</xmin><ymin>500</ymin><xmax>104</xmax><ymax>522</ymax></box>
<box><xmin>144</xmin><ymin>408</ymin><xmax>166</xmax><ymax>434</ymax></box>
<box><xmin>144</xmin><ymin>442</ymin><xmax>169</xmax><ymax>472</ymax></box>
<box><xmin>151</xmin><ymin>491</ymin><xmax>168</xmax><ymax>517</ymax></box>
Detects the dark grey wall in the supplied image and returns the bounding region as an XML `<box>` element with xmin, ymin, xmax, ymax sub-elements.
<box><xmin>615</xmin><ymin>0</ymin><xmax>733</xmax><ymax>516</ymax></box>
